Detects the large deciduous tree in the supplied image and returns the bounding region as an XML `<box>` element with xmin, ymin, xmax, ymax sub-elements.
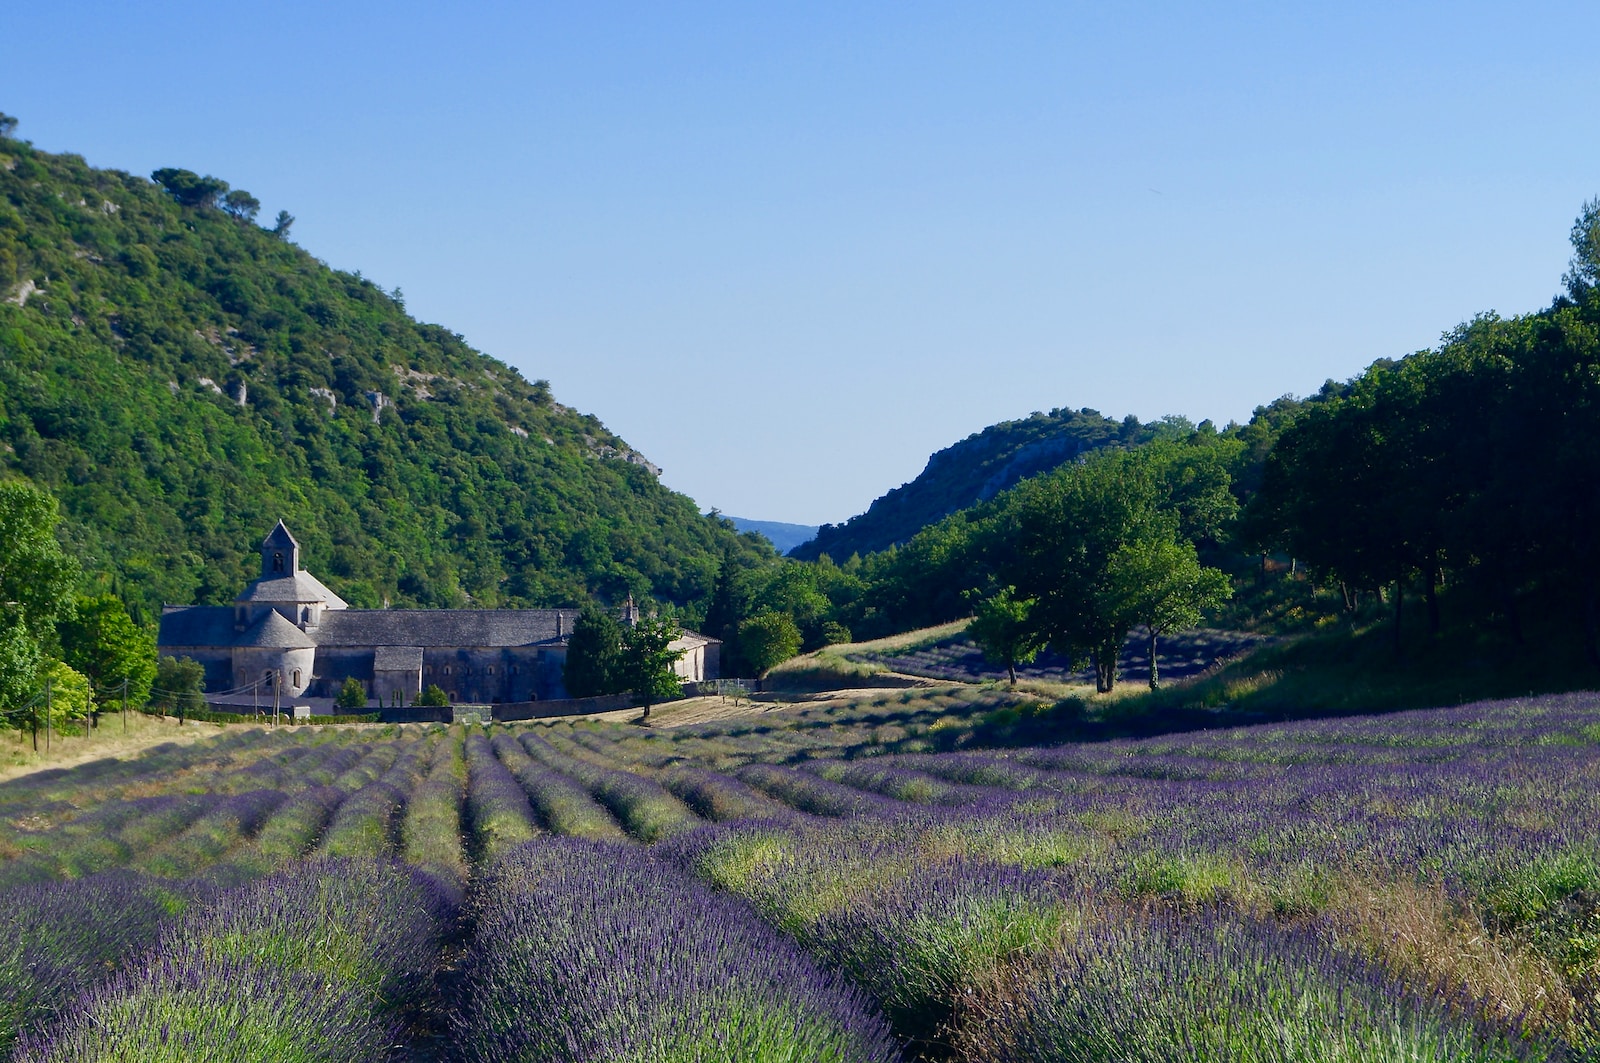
<box><xmin>988</xmin><ymin>443</ymin><xmax>1236</xmax><ymax>692</ymax></box>
<box><xmin>737</xmin><ymin>611</ymin><xmax>801</xmax><ymax>685</ymax></box>
<box><xmin>58</xmin><ymin>594</ymin><xmax>156</xmax><ymax>707</ymax></box>
<box><xmin>151</xmin><ymin>656</ymin><xmax>205</xmax><ymax>717</ymax></box>
<box><xmin>617</xmin><ymin>617</ymin><xmax>685</xmax><ymax>721</ymax></box>
<box><xmin>1109</xmin><ymin>539</ymin><xmax>1232</xmax><ymax>689</ymax></box>
<box><xmin>965</xmin><ymin>586</ymin><xmax>1042</xmax><ymax>687</ymax></box>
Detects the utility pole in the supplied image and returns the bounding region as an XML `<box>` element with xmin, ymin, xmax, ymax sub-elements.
<box><xmin>273</xmin><ymin>670</ymin><xmax>280</xmax><ymax>727</ymax></box>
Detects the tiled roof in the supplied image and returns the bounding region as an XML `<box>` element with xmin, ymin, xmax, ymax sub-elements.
<box><xmin>262</xmin><ymin>520</ymin><xmax>298</xmax><ymax>549</ymax></box>
<box><xmin>160</xmin><ymin>603</ymin><xmax>714</xmax><ymax>654</ymax></box>
<box><xmin>235</xmin><ymin>571</ymin><xmax>349</xmax><ymax>609</ymax></box>
<box><xmin>373</xmin><ymin>646</ymin><xmax>423</xmax><ymax>670</ymax></box>
<box><xmin>313</xmin><ymin>610</ymin><xmax>572</xmax><ymax>648</ymax></box>
<box><xmin>236</xmin><ymin>610</ymin><xmax>316</xmax><ymax>649</ymax></box>
<box><xmin>158</xmin><ymin>606</ymin><xmax>237</xmax><ymax>648</ymax></box>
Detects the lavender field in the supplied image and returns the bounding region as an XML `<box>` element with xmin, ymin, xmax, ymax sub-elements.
<box><xmin>2</xmin><ymin>690</ymin><xmax>1598</xmax><ymax>1060</ymax></box>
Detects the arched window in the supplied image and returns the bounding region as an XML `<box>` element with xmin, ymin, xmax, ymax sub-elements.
<box><xmin>292</xmin><ymin>669</ymin><xmax>301</xmax><ymax>687</ymax></box>
<box><xmin>443</xmin><ymin>666</ymin><xmax>452</xmax><ymax>676</ymax></box>
<box><xmin>272</xmin><ymin>551</ymin><xmax>285</xmax><ymax>573</ymax></box>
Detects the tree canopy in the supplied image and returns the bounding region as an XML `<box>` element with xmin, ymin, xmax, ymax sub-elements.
<box><xmin>616</xmin><ymin>617</ymin><xmax>686</xmax><ymax>719</ymax></box>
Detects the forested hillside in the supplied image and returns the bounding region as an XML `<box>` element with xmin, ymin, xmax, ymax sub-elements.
<box><xmin>0</xmin><ymin>118</ymin><xmax>768</xmax><ymax>624</ymax></box>
<box><xmin>791</xmin><ymin>407</ymin><xmax>1187</xmax><ymax>560</ymax></box>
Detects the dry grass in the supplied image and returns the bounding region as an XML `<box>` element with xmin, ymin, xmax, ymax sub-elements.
<box><xmin>1323</xmin><ymin>877</ymin><xmax>1575</xmax><ymax>1034</ymax></box>
<box><xmin>0</xmin><ymin>712</ymin><xmax>234</xmax><ymax>783</ymax></box>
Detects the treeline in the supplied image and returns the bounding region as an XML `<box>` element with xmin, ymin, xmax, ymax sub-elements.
<box><xmin>1249</xmin><ymin>200</ymin><xmax>1600</xmax><ymax>663</ymax></box>
<box><xmin>0</xmin><ymin>482</ymin><xmax>161</xmax><ymax>736</ymax></box>
<box><xmin>707</xmin><ymin>202</ymin><xmax>1600</xmax><ymax>686</ymax></box>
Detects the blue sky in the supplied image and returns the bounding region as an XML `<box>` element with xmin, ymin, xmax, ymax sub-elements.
<box><xmin>6</xmin><ymin>3</ymin><xmax>1599</xmax><ymax>524</ymax></box>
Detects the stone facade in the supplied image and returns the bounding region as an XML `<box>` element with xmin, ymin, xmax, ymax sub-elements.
<box><xmin>157</xmin><ymin>522</ymin><xmax>719</xmax><ymax>705</ymax></box>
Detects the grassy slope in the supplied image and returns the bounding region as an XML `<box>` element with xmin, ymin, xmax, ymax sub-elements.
<box><xmin>0</xmin><ymin>135</ymin><xmax>767</xmax><ymax>622</ymax></box>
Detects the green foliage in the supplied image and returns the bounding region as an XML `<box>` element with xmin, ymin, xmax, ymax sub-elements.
<box><xmin>794</xmin><ymin>407</ymin><xmax>1149</xmax><ymax>562</ymax></box>
<box><xmin>416</xmin><ymin>684</ymin><xmax>450</xmax><ymax>707</ymax></box>
<box><xmin>1109</xmin><ymin>538</ymin><xmax>1232</xmax><ymax>688</ymax></box>
<box><xmin>57</xmin><ymin>593</ymin><xmax>156</xmax><ymax>705</ymax></box>
<box><xmin>564</xmin><ymin>607</ymin><xmax>623</xmax><ymax>698</ymax></box>
<box><xmin>966</xmin><ymin>587</ymin><xmax>1042</xmax><ymax>686</ymax></box>
<box><xmin>1248</xmin><ymin>224</ymin><xmax>1600</xmax><ymax>663</ymax></box>
<box><xmin>0</xmin><ymin>137</ymin><xmax>763</xmax><ymax>624</ymax></box>
<box><xmin>1565</xmin><ymin>197</ymin><xmax>1600</xmax><ymax>296</ymax></box>
<box><xmin>335</xmin><ymin>676</ymin><xmax>369</xmax><ymax>710</ymax></box>
<box><xmin>0</xmin><ymin>481</ymin><xmax>78</xmax><ymax>713</ymax></box>
<box><xmin>149</xmin><ymin>167</ymin><xmax>230</xmax><ymax>209</ymax></box>
<box><xmin>738</xmin><ymin>611</ymin><xmax>802</xmax><ymax>680</ymax></box>
<box><xmin>984</xmin><ymin>444</ymin><xmax>1237</xmax><ymax>692</ymax></box>
<box><xmin>151</xmin><ymin>655</ymin><xmax>205</xmax><ymax>715</ymax></box>
<box><xmin>39</xmin><ymin>660</ymin><xmax>93</xmax><ymax>728</ymax></box>
<box><xmin>617</xmin><ymin>616</ymin><xmax>686</xmax><ymax>715</ymax></box>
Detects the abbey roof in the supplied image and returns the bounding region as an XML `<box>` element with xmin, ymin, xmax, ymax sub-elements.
<box><xmin>235</xmin><ymin>571</ymin><xmax>349</xmax><ymax>609</ymax></box>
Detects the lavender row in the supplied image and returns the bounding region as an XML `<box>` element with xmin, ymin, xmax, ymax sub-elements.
<box><xmin>464</xmin><ymin>731</ymin><xmax>540</xmax><ymax>861</ymax></box>
<box><xmin>489</xmin><ymin>732</ymin><xmax>623</xmax><ymax>840</ymax></box>
<box><xmin>18</xmin><ymin>858</ymin><xmax>455</xmax><ymax>1062</ymax></box>
<box><xmin>518</xmin><ymin>732</ymin><xmax>698</xmax><ymax>842</ymax></box>
<box><xmin>450</xmin><ymin>838</ymin><xmax>902</xmax><ymax>1063</ymax></box>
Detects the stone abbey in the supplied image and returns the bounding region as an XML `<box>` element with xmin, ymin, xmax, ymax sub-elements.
<box><xmin>156</xmin><ymin>522</ymin><xmax>719</xmax><ymax>706</ymax></box>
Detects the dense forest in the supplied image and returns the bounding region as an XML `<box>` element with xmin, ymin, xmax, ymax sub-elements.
<box><xmin>0</xmin><ymin>118</ymin><xmax>770</xmax><ymax>627</ymax></box>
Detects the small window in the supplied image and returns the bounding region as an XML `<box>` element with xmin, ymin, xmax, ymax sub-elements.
<box><xmin>424</xmin><ymin>665</ymin><xmax>432</xmax><ymax>676</ymax></box>
<box><xmin>443</xmin><ymin>666</ymin><xmax>452</xmax><ymax>676</ymax></box>
<box><xmin>487</xmin><ymin>666</ymin><xmax>495</xmax><ymax>676</ymax></box>
<box><xmin>510</xmin><ymin>665</ymin><xmax>518</xmax><ymax>676</ymax></box>
<box><xmin>272</xmin><ymin>551</ymin><xmax>285</xmax><ymax>573</ymax></box>
<box><xmin>292</xmin><ymin>669</ymin><xmax>301</xmax><ymax>687</ymax></box>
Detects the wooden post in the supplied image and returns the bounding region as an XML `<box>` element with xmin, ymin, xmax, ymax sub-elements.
<box><xmin>44</xmin><ymin>676</ymin><xmax>51</xmax><ymax>754</ymax></box>
<box><xmin>122</xmin><ymin>678</ymin><xmax>128</xmax><ymax>734</ymax></box>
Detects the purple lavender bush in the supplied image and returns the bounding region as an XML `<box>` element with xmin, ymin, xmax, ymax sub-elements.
<box><xmin>15</xmin><ymin>945</ymin><xmax>398</xmax><ymax>1063</ymax></box>
<box><xmin>0</xmin><ymin>871</ymin><xmax>186</xmax><ymax>1056</ymax></box>
<box><xmin>450</xmin><ymin>838</ymin><xmax>902</xmax><ymax>1063</ymax></box>
<box><xmin>519</xmin><ymin>732</ymin><xmax>698</xmax><ymax>841</ymax></box>
<box><xmin>981</xmin><ymin>908</ymin><xmax>1546</xmax><ymax>1063</ymax></box>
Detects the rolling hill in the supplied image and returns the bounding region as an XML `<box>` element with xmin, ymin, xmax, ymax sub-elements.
<box><xmin>790</xmin><ymin>407</ymin><xmax>1176</xmax><ymax>560</ymax></box>
<box><xmin>0</xmin><ymin>123</ymin><xmax>768</xmax><ymax>624</ymax></box>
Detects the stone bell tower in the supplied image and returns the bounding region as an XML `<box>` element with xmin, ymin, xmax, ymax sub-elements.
<box><xmin>261</xmin><ymin>520</ymin><xmax>300</xmax><ymax>578</ymax></box>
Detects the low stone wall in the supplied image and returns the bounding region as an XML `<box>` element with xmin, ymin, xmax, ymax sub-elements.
<box><xmin>374</xmin><ymin>692</ymin><xmax>643</xmax><ymax>725</ymax></box>
<box><xmin>493</xmin><ymin>694</ymin><xmax>639</xmax><ymax>721</ymax></box>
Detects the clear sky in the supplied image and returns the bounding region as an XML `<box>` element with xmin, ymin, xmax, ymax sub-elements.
<box><xmin>6</xmin><ymin>3</ymin><xmax>1599</xmax><ymax>525</ymax></box>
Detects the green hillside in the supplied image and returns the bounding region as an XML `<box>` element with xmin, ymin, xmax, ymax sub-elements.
<box><xmin>0</xmin><ymin>121</ymin><xmax>768</xmax><ymax>624</ymax></box>
<box><xmin>791</xmin><ymin>408</ymin><xmax>1187</xmax><ymax>561</ymax></box>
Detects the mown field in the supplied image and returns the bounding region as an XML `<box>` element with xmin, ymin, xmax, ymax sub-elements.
<box><xmin>2</xmin><ymin>687</ymin><xmax>1598</xmax><ymax>1061</ymax></box>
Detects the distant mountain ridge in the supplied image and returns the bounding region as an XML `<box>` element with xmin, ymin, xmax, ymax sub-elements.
<box><xmin>790</xmin><ymin>409</ymin><xmax>1187</xmax><ymax>561</ymax></box>
<box><xmin>0</xmin><ymin>125</ymin><xmax>766</xmax><ymax>623</ymax></box>
<box><xmin>726</xmin><ymin>517</ymin><xmax>820</xmax><ymax>555</ymax></box>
